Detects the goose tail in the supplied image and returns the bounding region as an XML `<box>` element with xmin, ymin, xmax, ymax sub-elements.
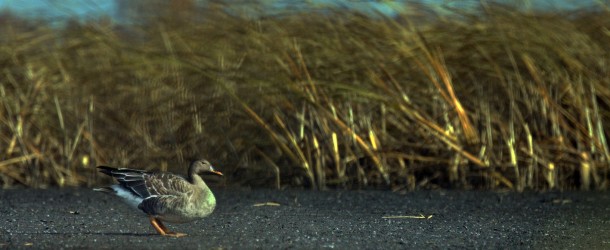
<box><xmin>93</xmin><ymin>187</ymin><xmax>116</xmax><ymax>193</ymax></box>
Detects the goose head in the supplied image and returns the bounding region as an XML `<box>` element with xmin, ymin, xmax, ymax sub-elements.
<box><xmin>189</xmin><ymin>159</ymin><xmax>223</xmax><ymax>177</ymax></box>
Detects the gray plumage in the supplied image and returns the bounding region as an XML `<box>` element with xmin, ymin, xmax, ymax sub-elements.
<box><xmin>95</xmin><ymin>159</ymin><xmax>222</xmax><ymax>236</ymax></box>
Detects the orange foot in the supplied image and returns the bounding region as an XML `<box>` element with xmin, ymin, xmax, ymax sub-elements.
<box><xmin>164</xmin><ymin>232</ymin><xmax>188</xmax><ymax>238</ymax></box>
<box><xmin>149</xmin><ymin>216</ymin><xmax>188</xmax><ymax>237</ymax></box>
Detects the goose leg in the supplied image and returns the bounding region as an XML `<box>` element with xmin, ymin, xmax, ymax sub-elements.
<box><xmin>158</xmin><ymin>220</ymin><xmax>188</xmax><ymax>238</ymax></box>
<box><xmin>149</xmin><ymin>216</ymin><xmax>167</xmax><ymax>235</ymax></box>
<box><xmin>149</xmin><ymin>216</ymin><xmax>187</xmax><ymax>237</ymax></box>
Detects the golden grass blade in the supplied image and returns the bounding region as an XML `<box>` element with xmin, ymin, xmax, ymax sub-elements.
<box><xmin>332</xmin><ymin>116</ymin><xmax>388</xmax><ymax>183</ymax></box>
<box><xmin>332</xmin><ymin>132</ymin><xmax>342</xmax><ymax>179</ymax></box>
<box><xmin>253</xmin><ymin>202</ymin><xmax>281</xmax><ymax>207</ymax></box>
<box><xmin>255</xmin><ymin>149</ymin><xmax>282</xmax><ymax>190</ymax></box>
<box><xmin>382</xmin><ymin>214</ymin><xmax>433</xmax><ymax>219</ymax></box>
<box><xmin>0</xmin><ymin>154</ymin><xmax>36</xmax><ymax>170</ymax></box>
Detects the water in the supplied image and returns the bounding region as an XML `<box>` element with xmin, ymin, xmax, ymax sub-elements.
<box><xmin>0</xmin><ymin>0</ymin><xmax>603</xmax><ymax>24</ymax></box>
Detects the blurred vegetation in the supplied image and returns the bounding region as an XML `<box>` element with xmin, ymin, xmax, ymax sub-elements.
<box><xmin>0</xmin><ymin>1</ymin><xmax>609</xmax><ymax>190</ymax></box>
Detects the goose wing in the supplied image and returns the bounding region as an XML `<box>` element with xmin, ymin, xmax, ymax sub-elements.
<box><xmin>142</xmin><ymin>172</ymin><xmax>194</xmax><ymax>196</ymax></box>
<box><xmin>98</xmin><ymin>166</ymin><xmax>194</xmax><ymax>196</ymax></box>
<box><xmin>138</xmin><ymin>172</ymin><xmax>197</xmax><ymax>216</ymax></box>
<box><xmin>97</xmin><ymin>166</ymin><xmax>196</xmax><ymax>216</ymax></box>
<box><xmin>97</xmin><ymin>166</ymin><xmax>152</xmax><ymax>199</ymax></box>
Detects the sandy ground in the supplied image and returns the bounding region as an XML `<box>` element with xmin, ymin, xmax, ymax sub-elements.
<box><xmin>0</xmin><ymin>188</ymin><xmax>609</xmax><ymax>249</ymax></box>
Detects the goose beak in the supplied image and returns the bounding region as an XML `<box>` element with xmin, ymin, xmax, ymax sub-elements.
<box><xmin>208</xmin><ymin>165</ymin><xmax>223</xmax><ymax>176</ymax></box>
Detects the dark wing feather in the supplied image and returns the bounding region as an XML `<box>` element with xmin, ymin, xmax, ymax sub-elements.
<box><xmin>97</xmin><ymin>166</ymin><xmax>152</xmax><ymax>198</ymax></box>
<box><xmin>138</xmin><ymin>173</ymin><xmax>195</xmax><ymax>215</ymax></box>
<box><xmin>142</xmin><ymin>172</ymin><xmax>193</xmax><ymax>196</ymax></box>
<box><xmin>139</xmin><ymin>195</ymin><xmax>172</xmax><ymax>215</ymax></box>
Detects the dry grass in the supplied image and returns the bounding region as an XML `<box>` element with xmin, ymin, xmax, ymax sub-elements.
<box><xmin>0</xmin><ymin>2</ymin><xmax>608</xmax><ymax>190</ymax></box>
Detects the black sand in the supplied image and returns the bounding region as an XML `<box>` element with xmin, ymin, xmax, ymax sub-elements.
<box><xmin>0</xmin><ymin>188</ymin><xmax>608</xmax><ymax>249</ymax></box>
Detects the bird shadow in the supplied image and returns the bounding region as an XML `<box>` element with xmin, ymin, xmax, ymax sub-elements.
<box><xmin>84</xmin><ymin>232</ymin><xmax>159</xmax><ymax>237</ymax></box>
<box><xmin>14</xmin><ymin>232</ymin><xmax>159</xmax><ymax>237</ymax></box>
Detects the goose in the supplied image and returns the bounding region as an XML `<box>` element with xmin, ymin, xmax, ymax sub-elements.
<box><xmin>94</xmin><ymin>159</ymin><xmax>222</xmax><ymax>237</ymax></box>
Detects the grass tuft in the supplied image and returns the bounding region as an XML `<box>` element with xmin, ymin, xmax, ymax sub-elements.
<box><xmin>0</xmin><ymin>2</ymin><xmax>609</xmax><ymax>190</ymax></box>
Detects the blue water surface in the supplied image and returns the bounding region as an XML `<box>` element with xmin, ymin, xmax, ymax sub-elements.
<box><xmin>0</xmin><ymin>0</ymin><xmax>602</xmax><ymax>23</ymax></box>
